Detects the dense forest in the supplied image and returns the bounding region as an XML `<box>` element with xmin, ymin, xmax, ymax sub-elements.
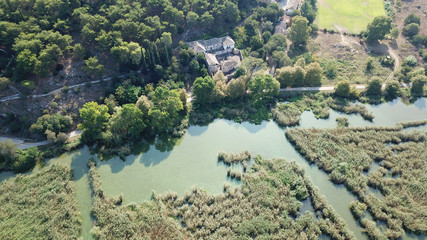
<box><xmin>0</xmin><ymin>0</ymin><xmax>270</xmax><ymax>82</ymax></box>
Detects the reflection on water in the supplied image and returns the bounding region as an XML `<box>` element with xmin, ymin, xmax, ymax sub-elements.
<box><xmin>0</xmin><ymin>98</ymin><xmax>426</xmax><ymax>240</ymax></box>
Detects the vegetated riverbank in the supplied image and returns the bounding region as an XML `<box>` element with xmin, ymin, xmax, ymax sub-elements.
<box><xmin>89</xmin><ymin>155</ymin><xmax>354</xmax><ymax>239</ymax></box>
<box><xmin>0</xmin><ymin>163</ymin><xmax>81</xmax><ymax>239</ymax></box>
<box><xmin>88</xmin><ymin>160</ymin><xmax>188</xmax><ymax>239</ymax></box>
<box><xmin>1</xmin><ymin>98</ymin><xmax>426</xmax><ymax>239</ymax></box>
<box><xmin>272</xmin><ymin>93</ymin><xmax>374</xmax><ymax>127</ymax></box>
<box><xmin>286</xmin><ymin>127</ymin><xmax>427</xmax><ymax>239</ymax></box>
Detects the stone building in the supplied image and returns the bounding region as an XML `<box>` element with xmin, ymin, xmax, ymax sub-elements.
<box><xmin>187</xmin><ymin>36</ymin><xmax>242</xmax><ymax>77</ymax></box>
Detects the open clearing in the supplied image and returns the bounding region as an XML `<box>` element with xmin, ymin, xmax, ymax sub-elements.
<box><xmin>317</xmin><ymin>0</ymin><xmax>386</xmax><ymax>33</ymax></box>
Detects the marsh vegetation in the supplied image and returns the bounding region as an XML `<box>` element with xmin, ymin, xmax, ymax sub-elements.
<box><xmin>0</xmin><ymin>163</ymin><xmax>81</xmax><ymax>239</ymax></box>
<box><xmin>88</xmin><ymin>155</ymin><xmax>355</xmax><ymax>239</ymax></box>
<box><xmin>286</xmin><ymin>128</ymin><xmax>427</xmax><ymax>239</ymax></box>
<box><xmin>273</xmin><ymin>93</ymin><xmax>374</xmax><ymax>127</ymax></box>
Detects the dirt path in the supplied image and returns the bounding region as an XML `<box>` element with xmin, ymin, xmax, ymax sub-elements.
<box><xmin>0</xmin><ymin>136</ymin><xmax>49</xmax><ymax>150</ymax></box>
<box><xmin>0</xmin><ymin>73</ymin><xmax>130</xmax><ymax>103</ymax></box>
<box><xmin>383</xmin><ymin>43</ymin><xmax>401</xmax><ymax>87</ymax></box>
<box><xmin>387</xmin><ymin>43</ymin><xmax>400</xmax><ymax>73</ymax></box>
<box><xmin>279</xmin><ymin>85</ymin><xmax>367</xmax><ymax>92</ymax></box>
<box><xmin>0</xmin><ymin>130</ymin><xmax>82</xmax><ymax>150</ymax></box>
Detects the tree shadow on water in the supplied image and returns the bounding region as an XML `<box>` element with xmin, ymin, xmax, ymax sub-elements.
<box><xmin>69</xmin><ymin>148</ymin><xmax>91</xmax><ymax>181</ymax></box>
<box><xmin>413</xmin><ymin>97</ymin><xmax>426</xmax><ymax>110</ymax></box>
<box><xmin>187</xmin><ymin>124</ymin><xmax>209</xmax><ymax>136</ymax></box>
<box><xmin>139</xmin><ymin>148</ymin><xmax>171</xmax><ymax>167</ymax></box>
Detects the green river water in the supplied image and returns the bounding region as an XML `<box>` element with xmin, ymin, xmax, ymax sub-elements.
<box><xmin>1</xmin><ymin>97</ymin><xmax>426</xmax><ymax>239</ymax></box>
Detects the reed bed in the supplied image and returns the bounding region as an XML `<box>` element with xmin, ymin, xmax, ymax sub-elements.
<box><xmin>273</xmin><ymin>93</ymin><xmax>375</xmax><ymax>127</ymax></box>
<box><xmin>0</xmin><ymin>163</ymin><xmax>81</xmax><ymax>239</ymax></box>
<box><xmin>156</xmin><ymin>156</ymin><xmax>355</xmax><ymax>239</ymax></box>
<box><xmin>271</xmin><ymin>104</ymin><xmax>302</xmax><ymax>126</ymax></box>
<box><xmin>336</xmin><ymin>117</ymin><xmax>349</xmax><ymax>127</ymax></box>
<box><xmin>287</xmin><ymin>128</ymin><xmax>427</xmax><ymax>238</ymax></box>
<box><xmin>87</xmin><ymin>155</ymin><xmax>355</xmax><ymax>239</ymax></box>
<box><xmin>327</xmin><ymin>99</ymin><xmax>374</xmax><ymax>121</ymax></box>
<box><xmin>87</xmin><ymin>160</ymin><xmax>187</xmax><ymax>239</ymax></box>
<box><xmin>227</xmin><ymin>168</ymin><xmax>243</xmax><ymax>180</ymax></box>
<box><xmin>397</xmin><ymin>120</ymin><xmax>427</xmax><ymax>128</ymax></box>
<box><xmin>218</xmin><ymin>150</ymin><xmax>251</xmax><ymax>165</ymax></box>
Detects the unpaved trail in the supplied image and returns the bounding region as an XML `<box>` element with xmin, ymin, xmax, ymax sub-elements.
<box><xmin>0</xmin><ymin>73</ymin><xmax>131</xmax><ymax>103</ymax></box>
<box><xmin>0</xmin><ymin>130</ymin><xmax>82</xmax><ymax>149</ymax></box>
<box><xmin>383</xmin><ymin>43</ymin><xmax>401</xmax><ymax>87</ymax></box>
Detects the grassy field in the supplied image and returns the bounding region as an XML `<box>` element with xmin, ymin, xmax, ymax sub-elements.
<box><xmin>317</xmin><ymin>0</ymin><xmax>386</xmax><ymax>33</ymax></box>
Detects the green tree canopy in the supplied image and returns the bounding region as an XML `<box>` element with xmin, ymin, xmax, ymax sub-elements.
<box><xmin>247</xmin><ymin>74</ymin><xmax>280</xmax><ymax>103</ymax></box>
<box><xmin>402</xmin><ymin>23</ymin><xmax>420</xmax><ymax>38</ymax></box>
<box><xmin>275</xmin><ymin>66</ymin><xmax>294</xmax><ymax>88</ymax></box>
<box><xmin>385</xmin><ymin>80</ymin><xmax>400</xmax><ymax>100</ymax></box>
<box><xmin>193</xmin><ymin>76</ymin><xmax>216</xmax><ymax>105</ymax></box>
<box><xmin>226</xmin><ymin>77</ymin><xmax>247</xmax><ymax>100</ymax></box>
<box><xmin>335</xmin><ymin>80</ymin><xmax>351</xmax><ymax>98</ymax></box>
<box><xmin>148</xmin><ymin>86</ymin><xmax>183</xmax><ymax>133</ymax></box>
<box><xmin>287</xmin><ymin>16</ymin><xmax>311</xmax><ymax>46</ymax></box>
<box><xmin>109</xmin><ymin>104</ymin><xmax>146</xmax><ymax>142</ymax></box>
<box><xmin>410</xmin><ymin>75</ymin><xmax>426</xmax><ymax>97</ymax></box>
<box><xmin>83</xmin><ymin>57</ymin><xmax>105</xmax><ymax>78</ymax></box>
<box><xmin>264</xmin><ymin>34</ymin><xmax>287</xmax><ymax>56</ymax></box>
<box><xmin>365</xmin><ymin>16</ymin><xmax>392</xmax><ymax>42</ymax></box>
<box><xmin>78</xmin><ymin>102</ymin><xmax>111</xmax><ymax>143</ymax></box>
<box><xmin>366</xmin><ymin>77</ymin><xmax>383</xmax><ymax>97</ymax></box>
<box><xmin>304</xmin><ymin>62</ymin><xmax>323</xmax><ymax>87</ymax></box>
<box><xmin>404</xmin><ymin>14</ymin><xmax>421</xmax><ymax>26</ymax></box>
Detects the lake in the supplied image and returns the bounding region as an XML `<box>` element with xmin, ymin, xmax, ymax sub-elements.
<box><xmin>1</xmin><ymin>97</ymin><xmax>426</xmax><ymax>239</ymax></box>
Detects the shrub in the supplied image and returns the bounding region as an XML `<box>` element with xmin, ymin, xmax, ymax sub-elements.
<box><xmin>402</xmin><ymin>23</ymin><xmax>420</xmax><ymax>38</ymax></box>
<box><xmin>404</xmin><ymin>14</ymin><xmax>420</xmax><ymax>26</ymax></box>
<box><xmin>419</xmin><ymin>49</ymin><xmax>427</xmax><ymax>61</ymax></box>
<box><xmin>21</xmin><ymin>80</ymin><xmax>35</xmax><ymax>90</ymax></box>
<box><xmin>325</xmin><ymin>61</ymin><xmax>337</xmax><ymax>79</ymax></box>
<box><xmin>334</xmin><ymin>80</ymin><xmax>350</xmax><ymax>98</ymax></box>
<box><xmin>349</xmin><ymin>87</ymin><xmax>360</xmax><ymax>99</ymax></box>
<box><xmin>366</xmin><ymin>58</ymin><xmax>374</xmax><ymax>72</ymax></box>
<box><xmin>390</xmin><ymin>28</ymin><xmax>400</xmax><ymax>39</ymax></box>
<box><xmin>410</xmin><ymin>75</ymin><xmax>426</xmax><ymax>97</ymax></box>
<box><xmin>379</xmin><ymin>56</ymin><xmax>395</xmax><ymax>68</ymax></box>
<box><xmin>0</xmin><ymin>77</ymin><xmax>10</xmax><ymax>90</ymax></box>
<box><xmin>366</xmin><ymin>77</ymin><xmax>382</xmax><ymax>97</ymax></box>
<box><xmin>385</xmin><ymin>81</ymin><xmax>400</xmax><ymax>100</ymax></box>
<box><xmin>30</xmin><ymin>113</ymin><xmax>73</xmax><ymax>135</ymax></box>
<box><xmin>404</xmin><ymin>55</ymin><xmax>417</xmax><ymax>67</ymax></box>
<box><xmin>412</xmin><ymin>35</ymin><xmax>427</xmax><ymax>47</ymax></box>
<box><xmin>310</xmin><ymin>24</ymin><xmax>318</xmax><ymax>33</ymax></box>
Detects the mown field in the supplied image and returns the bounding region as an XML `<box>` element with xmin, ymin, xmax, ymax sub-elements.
<box><xmin>316</xmin><ymin>0</ymin><xmax>386</xmax><ymax>33</ymax></box>
<box><xmin>0</xmin><ymin>163</ymin><xmax>81</xmax><ymax>239</ymax></box>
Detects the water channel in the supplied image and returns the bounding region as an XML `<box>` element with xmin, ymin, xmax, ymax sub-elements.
<box><xmin>0</xmin><ymin>97</ymin><xmax>426</xmax><ymax>239</ymax></box>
